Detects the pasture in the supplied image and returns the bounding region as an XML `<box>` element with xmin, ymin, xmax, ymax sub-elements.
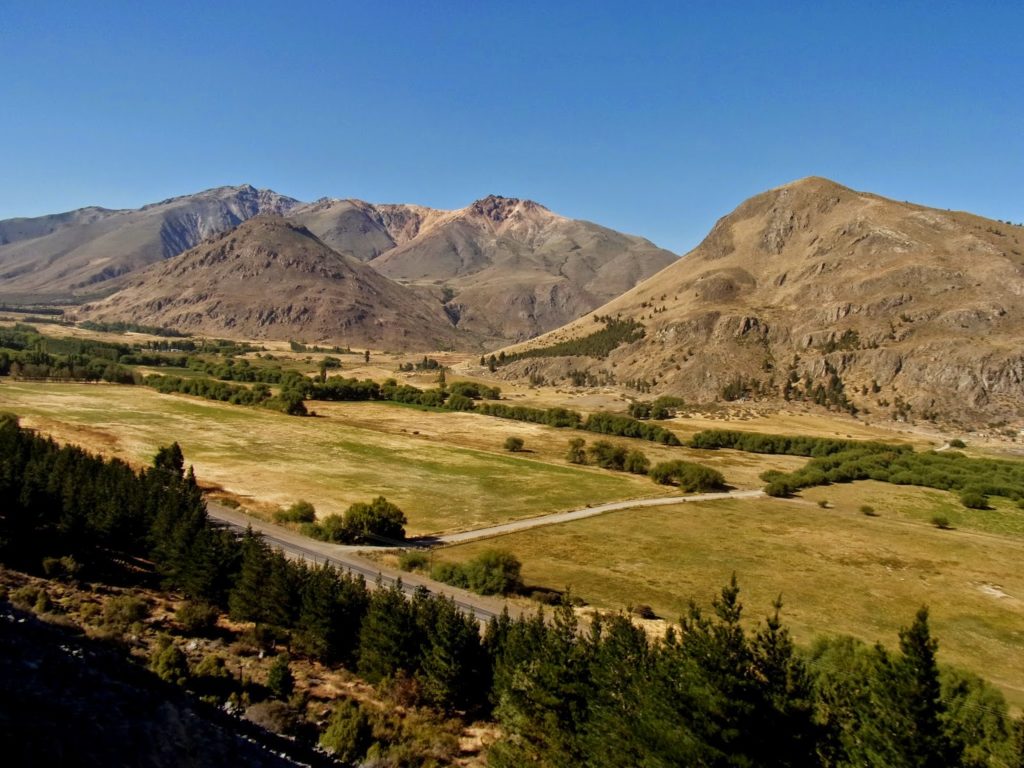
<box><xmin>436</xmin><ymin>489</ymin><xmax>1024</xmax><ymax>708</ymax></box>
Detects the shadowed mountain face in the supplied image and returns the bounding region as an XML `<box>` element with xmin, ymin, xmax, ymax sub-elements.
<box><xmin>291</xmin><ymin>194</ymin><xmax>678</xmax><ymax>341</ymax></box>
<box><xmin>502</xmin><ymin>177</ymin><xmax>1024</xmax><ymax>424</ymax></box>
<box><xmin>80</xmin><ymin>217</ymin><xmax>467</xmax><ymax>351</ymax></box>
<box><xmin>0</xmin><ymin>185</ymin><xmax>299</xmax><ymax>301</ymax></box>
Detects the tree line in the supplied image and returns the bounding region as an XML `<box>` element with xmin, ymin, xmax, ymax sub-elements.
<box><xmin>1</xmin><ymin>413</ymin><xmax>1022</xmax><ymax>765</ymax></box>
<box><xmin>484</xmin><ymin>317</ymin><xmax>645</xmax><ymax>369</ymax></box>
<box><xmin>478</xmin><ymin>402</ymin><xmax>682</xmax><ymax>445</ymax></box>
<box><xmin>691</xmin><ymin>429</ymin><xmax>1024</xmax><ymax>508</ymax></box>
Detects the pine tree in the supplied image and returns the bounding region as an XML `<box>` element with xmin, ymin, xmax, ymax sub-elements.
<box><xmin>357</xmin><ymin>582</ymin><xmax>417</xmax><ymax>684</ymax></box>
<box><xmin>228</xmin><ymin>530</ymin><xmax>272</xmax><ymax>624</ymax></box>
<box><xmin>417</xmin><ymin>595</ymin><xmax>485</xmax><ymax>713</ymax></box>
<box><xmin>894</xmin><ymin>607</ymin><xmax>962</xmax><ymax>768</ymax></box>
<box><xmin>153</xmin><ymin>442</ymin><xmax>185</xmax><ymax>477</ymax></box>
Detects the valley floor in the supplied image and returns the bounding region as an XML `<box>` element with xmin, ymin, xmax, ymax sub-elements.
<box><xmin>3</xmin><ymin>376</ymin><xmax>1023</xmax><ymax>711</ymax></box>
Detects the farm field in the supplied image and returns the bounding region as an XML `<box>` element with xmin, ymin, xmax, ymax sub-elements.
<box><xmin>435</xmin><ymin>489</ymin><xmax>1024</xmax><ymax>709</ymax></box>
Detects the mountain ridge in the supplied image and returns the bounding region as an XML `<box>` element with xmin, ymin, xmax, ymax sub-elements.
<box><xmin>496</xmin><ymin>176</ymin><xmax>1024</xmax><ymax>424</ymax></box>
<box><xmin>79</xmin><ymin>216</ymin><xmax>467</xmax><ymax>351</ymax></box>
<box><xmin>0</xmin><ymin>186</ymin><xmax>676</xmax><ymax>341</ymax></box>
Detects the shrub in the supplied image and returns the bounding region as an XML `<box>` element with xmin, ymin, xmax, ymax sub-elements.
<box><xmin>444</xmin><ymin>393</ymin><xmax>475</xmax><ymax>411</ymax></box>
<box><xmin>273</xmin><ymin>500</ymin><xmax>316</xmax><ymax>524</ymax></box>
<box><xmin>398</xmin><ymin>551</ymin><xmax>430</xmax><ymax>572</ymax></box>
<box><xmin>860</xmin><ymin>505</ymin><xmax>879</xmax><ymax>517</ymax></box>
<box><xmin>267</xmin><ymin>653</ymin><xmax>294</xmax><ymax>700</ymax></box>
<box><xmin>566</xmin><ymin>437</ymin><xmax>587</xmax><ymax>464</ymax></box>
<box><xmin>34</xmin><ymin>591</ymin><xmax>53</xmax><ymax>613</ymax></box>
<box><xmin>960</xmin><ymin>490</ymin><xmax>988</xmax><ymax>510</ymax></box>
<box><xmin>10</xmin><ymin>585</ymin><xmax>42</xmax><ymax>610</ymax></box>
<box><xmin>319</xmin><ymin>700</ymin><xmax>373</xmax><ymax>763</ymax></box>
<box><xmin>430</xmin><ymin>562</ymin><xmax>469</xmax><ymax>589</ymax></box>
<box><xmin>765</xmin><ymin>480</ymin><xmax>794</xmax><ymax>498</ymax></box>
<box><xmin>344</xmin><ymin>496</ymin><xmax>408</xmax><ymax>543</ymax></box>
<box><xmin>432</xmin><ymin>550</ymin><xmax>523</xmax><ymax>596</ymax></box>
<box><xmin>176</xmin><ymin>601</ymin><xmax>219</xmax><ymax>635</ymax></box>
<box><xmin>103</xmin><ymin>595</ymin><xmax>148</xmax><ymax>634</ymax></box>
<box><xmin>588</xmin><ymin>440</ymin><xmax>627</xmax><ymax>470</ymax></box>
<box><xmin>949</xmin><ymin>438</ymin><xmax>966</xmax><ymax>448</ymax></box>
<box><xmin>41</xmin><ymin>555</ymin><xmax>81</xmax><ymax>581</ymax></box>
<box><xmin>245</xmin><ymin>700</ymin><xmax>299</xmax><ymax>736</ymax></box>
<box><xmin>623</xmin><ymin>449</ymin><xmax>650</xmax><ymax>475</ymax></box>
<box><xmin>320</xmin><ymin>514</ymin><xmax>350</xmax><ymax>542</ymax></box>
<box><xmin>150</xmin><ymin>636</ymin><xmax>189</xmax><ymax>685</ymax></box>
<box><xmin>504</xmin><ymin>436</ymin><xmax>525</xmax><ymax>452</ymax></box>
<box><xmin>931</xmin><ymin>515</ymin><xmax>953</xmax><ymax>530</ymax></box>
<box><xmin>649</xmin><ymin>460</ymin><xmax>726</xmax><ymax>492</ymax></box>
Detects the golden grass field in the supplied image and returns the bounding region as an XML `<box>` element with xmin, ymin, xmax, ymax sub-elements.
<box><xmin>4</xmin><ymin>359</ymin><xmax>1023</xmax><ymax>708</ymax></box>
<box><xmin>435</xmin><ymin>488</ymin><xmax>1024</xmax><ymax>709</ymax></box>
<box><xmin>0</xmin><ymin>380</ymin><xmax>818</xmax><ymax>534</ymax></box>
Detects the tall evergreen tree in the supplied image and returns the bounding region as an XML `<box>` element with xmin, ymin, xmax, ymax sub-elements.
<box><xmin>357</xmin><ymin>582</ymin><xmax>418</xmax><ymax>684</ymax></box>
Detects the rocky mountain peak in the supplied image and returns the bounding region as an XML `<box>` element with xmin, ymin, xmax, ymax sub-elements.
<box><xmin>466</xmin><ymin>195</ymin><xmax>545</xmax><ymax>224</ymax></box>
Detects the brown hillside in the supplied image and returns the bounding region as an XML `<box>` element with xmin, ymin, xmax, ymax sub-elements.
<box><xmin>78</xmin><ymin>216</ymin><xmax>467</xmax><ymax>351</ymax></box>
<box><xmin>296</xmin><ymin>195</ymin><xmax>677</xmax><ymax>341</ymax></box>
<box><xmin>501</xmin><ymin>177</ymin><xmax>1024</xmax><ymax>425</ymax></box>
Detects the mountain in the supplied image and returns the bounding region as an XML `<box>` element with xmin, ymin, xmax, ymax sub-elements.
<box><xmin>1</xmin><ymin>188</ymin><xmax>675</xmax><ymax>342</ymax></box>
<box><xmin>79</xmin><ymin>216</ymin><xmax>465</xmax><ymax>350</ymax></box>
<box><xmin>0</xmin><ymin>185</ymin><xmax>299</xmax><ymax>301</ymax></box>
<box><xmin>292</xmin><ymin>195</ymin><xmax>678</xmax><ymax>341</ymax></box>
<box><xmin>498</xmin><ymin>177</ymin><xmax>1024</xmax><ymax>425</ymax></box>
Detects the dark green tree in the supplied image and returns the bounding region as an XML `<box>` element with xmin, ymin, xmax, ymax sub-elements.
<box><xmin>343</xmin><ymin>496</ymin><xmax>407</xmax><ymax>544</ymax></box>
<box><xmin>267</xmin><ymin>653</ymin><xmax>294</xmax><ymax>700</ymax></box>
<box><xmin>358</xmin><ymin>582</ymin><xmax>418</xmax><ymax>684</ymax></box>
<box><xmin>153</xmin><ymin>442</ymin><xmax>185</xmax><ymax>476</ymax></box>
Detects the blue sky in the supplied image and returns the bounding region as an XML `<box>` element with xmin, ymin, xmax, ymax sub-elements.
<box><xmin>1</xmin><ymin>1</ymin><xmax>1020</xmax><ymax>253</ymax></box>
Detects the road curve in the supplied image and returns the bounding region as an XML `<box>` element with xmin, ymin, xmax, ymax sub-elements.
<box><xmin>426</xmin><ymin>489</ymin><xmax>766</xmax><ymax>545</ymax></box>
<box><xmin>205</xmin><ymin>502</ymin><xmax>517</xmax><ymax>623</ymax></box>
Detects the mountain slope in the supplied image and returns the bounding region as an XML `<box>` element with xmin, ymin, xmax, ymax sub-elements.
<box><xmin>501</xmin><ymin>177</ymin><xmax>1024</xmax><ymax>424</ymax></box>
<box><xmin>0</xmin><ymin>185</ymin><xmax>299</xmax><ymax>300</ymax></box>
<box><xmin>363</xmin><ymin>195</ymin><xmax>678</xmax><ymax>340</ymax></box>
<box><xmin>79</xmin><ymin>216</ymin><xmax>465</xmax><ymax>350</ymax></box>
<box><xmin>1</xmin><ymin>189</ymin><xmax>675</xmax><ymax>343</ymax></box>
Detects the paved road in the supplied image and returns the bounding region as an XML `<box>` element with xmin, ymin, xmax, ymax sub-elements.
<box><xmin>206</xmin><ymin>489</ymin><xmax>764</xmax><ymax>621</ymax></box>
<box><xmin>425</xmin><ymin>489</ymin><xmax>766</xmax><ymax>545</ymax></box>
<box><xmin>205</xmin><ymin>502</ymin><xmax>516</xmax><ymax>623</ymax></box>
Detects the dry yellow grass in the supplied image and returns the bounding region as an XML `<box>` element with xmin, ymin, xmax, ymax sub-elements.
<box><xmin>437</xmin><ymin>492</ymin><xmax>1024</xmax><ymax>709</ymax></box>
<box><xmin>0</xmin><ymin>381</ymin><xmax>674</xmax><ymax>535</ymax></box>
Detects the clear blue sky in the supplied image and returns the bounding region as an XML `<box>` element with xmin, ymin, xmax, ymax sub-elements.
<box><xmin>1</xmin><ymin>1</ymin><xmax>1020</xmax><ymax>253</ymax></box>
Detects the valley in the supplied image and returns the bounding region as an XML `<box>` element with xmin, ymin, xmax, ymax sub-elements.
<box><xmin>3</xmin><ymin>317</ymin><xmax>1024</xmax><ymax>715</ymax></box>
<box><xmin>3</xmin><ymin>176</ymin><xmax>1024</xmax><ymax>764</ymax></box>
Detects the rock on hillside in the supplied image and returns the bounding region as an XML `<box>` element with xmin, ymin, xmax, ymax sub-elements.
<box><xmin>499</xmin><ymin>178</ymin><xmax>1024</xmax><ymax>426</ymax></box>
<box><xmin>0</xmin><ymin>185</ymin><xmax>299</xmax><ymax>300</ymax></box>
<box><xmin>79</xmin><ymin>216</ymin><xmax>467</xmax><ymax>351</ymax></box>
